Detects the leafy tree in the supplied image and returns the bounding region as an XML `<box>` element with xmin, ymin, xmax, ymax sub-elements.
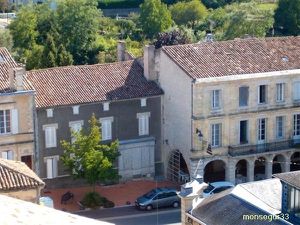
<box><xmin>23</xmin><ymin>44</ymin><xmax>43</xmax><ymax>70</ymax></box>
<box><xmin>0</xmin><ymin>29</ymin><xmax>13</xmax><ymax>51</ymax></box>
<box><xmin>57</xmin><ymin>44</ymin><xmax>73</xmax><ymax>66</ymax></box>
<box><xmin>197</xmin><ymin>2</ymin><xmax>274</xmax><ymax>40</ymax></box>
<box><xmin>61</xmin><ymin>114</ymin><xmax>120</xmax><ymax>192</ymax></box>
<box><xmin>201</xmin><ymin>0</ymin><xmax>250</xmax><ymax>9</ymax></box>
<box><xmin>139</xmin><ymin>0</ymin><xmax>172</xmax><ymax>38</ymax></box>
<box><xmin>41</xmin><ymin>34</ymin><xmax>57</xmax><ymax>68</ymax></box>
<box><xmin>169</xmin><ymin>0</ymin><xmax>208</xmax><ymax>28</ymax></box>
<box><xmin>0</xmin><ymin>0</ymin><xmax>8</xmax><ymax>12</ymax></box>
<box><xmin>9</xmin><ymin>5</ymin><xmax>38</xmax><ymax>51</ymax></box>
<box><xmin>56</xmin><ymin>0</ymin><xmax>101</xmax><ymax>64</ymax></box>
<box><xmin>274</xmin><ymin>0</ymin><xmax>300</xmax><ymax>36</ymax></box>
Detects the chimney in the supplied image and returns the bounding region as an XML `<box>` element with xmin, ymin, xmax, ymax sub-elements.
<box><xmin>178</xmin><ymin>177</ymin><xmax>208</xmax><ymax>224</ymax></box>
<box><xmin>14</xmin><ymin>67</ymin><xmax>26</xmax><ymax>91</ymax></box>
<box><xmin>143</xmin><ymin>45</ymin><xmax>156</xmax><ymax>81</ymax></box>
<box><xmin>8</xmin><ymin>67</ymin><xmax>15</xmax><ymax>90</ymax></box>
<box><xmin>117</xmin><ymin>41</ymin><xmax>126</xmax><ymax>62</ymax></box>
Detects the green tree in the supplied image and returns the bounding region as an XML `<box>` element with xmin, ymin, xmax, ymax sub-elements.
<box><xmin>61</xmin><ymin>114</ymin><xmax>119</xmax><ymax>192</ymax></box>
<box><xmin>9</xmin><ymin>5</ymin><xmax>38</xmax><ymax>50</ymax></box>
<box><xmin>139</xmin><ymin>0</ymin><xmax>172</xmax><ymax>38</ymax></box>
<box><xmin>57</xmin><ymin>44</ymin><xmax>73</xmax><ymax>66</ymax></box>
<box><xmin>56</xmin><ymin>0</ymin><xmax>101</xmax><ymax>64</ymax></box>
<box><xmin>41</xmin><ymin>34</ymin><xmax>57</xmax><ymax>68</ymax></box>
<box><xmin>274</xmin><ymin>0</ymin><xmax>300</xmax><ymax>36</ymax></box>
<box><xmin>0</xmin><ymin>0</ymin><xmax>8</xmax><ymax>12</ymax></box>
<box><xmin>169</xmin><ymin>0</ymin><xmax>208</xmax><ymax>28</ymax></box>
<box><xmin>0</xmin><ymin>29</ymin><xmax>13</xmax><ymax>51</ymax></box>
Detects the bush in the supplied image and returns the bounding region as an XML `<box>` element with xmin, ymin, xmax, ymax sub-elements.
<box><xmin>81</xmin><ymin>192</ymin><xmax>115</xmax><ymax>209</ymax></box>
<box><xmin>98</xmin><ymin>0</ymin><xmax>143</xmax><ymax>9</ymax></box>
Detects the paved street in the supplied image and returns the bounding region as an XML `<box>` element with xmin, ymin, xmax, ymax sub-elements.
<box><xmin>75</xmin><ymin>206</ymin><xmax>181</xmax><ymax>225</ymax></box>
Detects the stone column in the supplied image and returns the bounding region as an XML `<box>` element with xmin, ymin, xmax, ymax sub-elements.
<box><xmin>265</xmin><ymin>160</ymin><xmax>273</xmax><ymax>179</ymax></box>
<box><xmin>226</xmin><ymin>159</ymin><xmax>236</xmax><ymax>184</ymax></box>
<box><xmin>283</xmin><ymin>156</ymin><xmax>290</xmax><ymax>173</ymax></box>
<box><xmin>247</xmin><ymin>160</ymin><xmax>254</xmax><ymax>182</ymax></box>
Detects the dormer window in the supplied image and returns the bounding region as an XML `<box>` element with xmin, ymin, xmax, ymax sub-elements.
<box><xmin>103</xmin><ymin>102</ymin><xmax>109</xmax><ymax>111</ymax></box>
<box><xmin>46</xmin><ymin>108</ymin><xmax>53</xmax><ymax>118</ymax></box>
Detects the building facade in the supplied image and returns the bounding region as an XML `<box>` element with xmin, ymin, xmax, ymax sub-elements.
<box><xmin>26</xmin><ymin>60</ymin><xmax>163</xmax><ymax>187</ymax></box>
<box><xmin>0</xmin><ymin>48</ymin><xmax>35</xmax><ymax>170</ymax></box>
<box><xmin>154</xmin><ymin>36</ymin><xmax>300</xmax><ymax>184</ymax></box>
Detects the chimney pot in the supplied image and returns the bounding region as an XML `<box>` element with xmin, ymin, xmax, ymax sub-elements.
<box><xmin>143</xmin><ymin>45</ymin><xmax>156</xmax><ymax>81</ymax></box>
<box><xmin>117</xmin><ymin>41</ymin><xmax>126</xmax><ymax>62</ymax></box>
<box><xmin>14</xmin><ymin>67</ymin><xmax>25</xmax><ymax>91</ymax></box>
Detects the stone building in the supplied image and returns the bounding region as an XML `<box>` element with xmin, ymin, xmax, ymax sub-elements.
<box><xmin>0</xmin><ymin>158</ymin><xmax>44</xmax><ymax>203</ymax></box>
<box><xmin>0</xmin><ymin>48</ymin><xmax>35</xmax><ymax>169</ymax></box>
<box><xmin>151</xmin><ymin>36</ymin><xmax>300</xmax><ymax>184</ymax></box>
<box><xmin>26</xmin><ymin>59</ymin><xmax>163</xmax><ymax>188</ymax></box>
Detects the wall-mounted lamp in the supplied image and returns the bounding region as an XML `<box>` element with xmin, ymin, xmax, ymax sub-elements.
<box><xmin>196</xmin><ymin>128</ymin><xmax>203</xmax><ymax>142</ymax></box>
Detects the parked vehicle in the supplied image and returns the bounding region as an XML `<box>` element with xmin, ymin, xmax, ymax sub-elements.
<box><xmin>203</xmin><ymin>181</ymin><xmax>234</xmax><ymax>198</ymax></box>
<box><xmin>135</xmin><ymin>187</ymin><xmax>180</xmax><ymax>210</ymax></box>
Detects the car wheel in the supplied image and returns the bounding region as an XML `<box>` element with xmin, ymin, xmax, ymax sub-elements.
<box><xmin>146</xmin><ymin>205</ymin><xmax>153</xmax><ymax>211</ymax></box>
<box><xmin>172</xmin><ymin>201</ymin><xmax>179</xmax><ymax>208</ymax></box>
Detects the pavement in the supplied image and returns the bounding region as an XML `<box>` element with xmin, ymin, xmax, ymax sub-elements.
<box><xmin>42</xmin><ymin>179</ymin><xmax>179</xmax><ymax>212</ymax></box>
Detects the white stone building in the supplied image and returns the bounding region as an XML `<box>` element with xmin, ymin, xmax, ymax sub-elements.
<box><xmin>145</xmin><ymin>36</ymin><xmax>300</xmax><ymax>184</ymax></box>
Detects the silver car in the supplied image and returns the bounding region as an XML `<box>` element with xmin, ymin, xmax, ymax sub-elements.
<box><xmin>135</xmin><ymin>187</ymin><xmax>180</xmax><ymax>210</ymax></box>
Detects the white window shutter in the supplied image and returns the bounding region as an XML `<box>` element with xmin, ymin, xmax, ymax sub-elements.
<box><xmin>1</xmin><ymin>151</ymin><xmax>7</xmax><ymax>159</ymax></box>
<box><xmin>11</xmin><ymin>109</ymin><xmax>18</xmax><ymax>134</ymax></box>
<box><xmin>46</xmin><ymin>158</ymin><xmax>53</xmax><ymax>179</ymax></box>
<box><xmin>53</xmin><ymin>158</ymin><xmax>58</xmax><ymax>178</ymax></box>
<box><xmin>144</xmin><ymin>116</ymin><xmax>149</xmax><ymax>135</ymax></box>
<box><xmin>139</xmin><ymin>117</ymin><xmax>144</xmax><ymax>135</ymax></box>
<box><xmin>7</xmin><ymin>150</ymin><xmax>13</xmax><ymax>160</ymax></box>
<box><xmin>107</xmin><ymin>120</ymin><xmax>112</xmax><ymax>139</ymax></box>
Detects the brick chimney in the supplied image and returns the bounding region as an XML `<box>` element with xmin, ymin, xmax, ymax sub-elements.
<box><xmin>117</xmin><ymin>41</ymin><xmax>126</xmax><ymax>62</ymax></box>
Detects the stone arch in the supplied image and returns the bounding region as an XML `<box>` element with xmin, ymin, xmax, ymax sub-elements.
<box><xmin>290</xmin><ymin>151</ymin><xmax>300</xmax><ymax>171</ymax></box>
<box><xmin>254</xmin><ymin>156</ymin><xmax>266</xmax><ymax>181</ymax></box>
<box><xmin>204</xmin><ymin>159</ymin><xmax>226</xmax><ymax>183</ymax></box>
<box><xmin>272</xmin><ymin>154</ymin><xmax>286</xmax><ymax>174</ymax></box>
<box><xmin>167</xmin><ymin>149</ymin><xmax>189</xmax><ymax>183</ymax></box>
<box><xmin>235</xmin><ymin>159</ymin><xmax>248</xmax><ymax>184</ymax></box>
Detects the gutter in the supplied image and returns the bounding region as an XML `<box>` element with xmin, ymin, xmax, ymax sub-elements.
<box><xmin>0</xmin><ymin>90</ymin><xmax>35</xmax><ymax>96</ymax></box>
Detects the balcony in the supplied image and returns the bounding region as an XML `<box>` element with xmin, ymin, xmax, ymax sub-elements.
<box><xmin>228</xmin><ymin>139</ymin><xmax>300</xmax><ymax>157</ymax></box>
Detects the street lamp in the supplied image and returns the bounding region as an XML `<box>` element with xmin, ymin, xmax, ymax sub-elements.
<box><xmin>196</xmin><ymin>128</ymin><xmax>212</xmax><ymax>155</ymax></box>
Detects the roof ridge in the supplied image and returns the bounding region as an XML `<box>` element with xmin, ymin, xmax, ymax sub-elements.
<box><xmin>27</xmin><ymin>59</ymin><xmax>135</xmax><ymax>73</ymax></box>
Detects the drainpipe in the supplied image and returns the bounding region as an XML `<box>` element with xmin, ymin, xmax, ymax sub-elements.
<box><xmin>32</xmin><ymin>94</ymin><xmax>40</xmax><ymax>176</ymax></box>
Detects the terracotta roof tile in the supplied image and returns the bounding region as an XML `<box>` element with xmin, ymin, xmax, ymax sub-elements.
<box><xmin>162</xmin><ymin>36</ymin><xmax>300</xmax><ymax>79</ymax></box>
<box><xmin>26</xmin><ymin>60</ymin><xmax>163</xmax><ymax>108</ymax></box>
<box><xmin>0</xmin><ymin>158</ymin><xmax>44</xmax><ymax>191</ymax></box>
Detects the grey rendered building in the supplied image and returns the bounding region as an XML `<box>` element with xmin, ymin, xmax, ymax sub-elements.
<box><xmin>26</xmin><ymin>60</ymin><xmax>163</xmax><ymax>187</ymax></box>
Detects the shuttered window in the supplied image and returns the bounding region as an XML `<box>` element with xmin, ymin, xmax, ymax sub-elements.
<box><xmin>137</xmin><ymin>113</ymin><xmax>150</xmax><ymax>136</ymax></box>
<box><xmin>100</xmin><ymin>117</ymin><xmax>113</xmax><ymax>141</ymax></box>
<box><xmin>43</xmin><ymin>124</ymin><xmax>58</xmax><ymax>148</ymax></box>
<box><xmin>46</xmin><ymin>157</ymin><xmax>58</xmax><ymax>179</ymax></box>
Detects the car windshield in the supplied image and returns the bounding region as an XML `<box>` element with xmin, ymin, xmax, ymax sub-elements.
<box><xmin>143</xmin><ymin>189</ymin><xmax>157</xmax><ymax>199</ymax></box>
<box><xmin>203</xmin><ymin>184</ymin><xmax>215</xmax><ymax>193</ymax></box>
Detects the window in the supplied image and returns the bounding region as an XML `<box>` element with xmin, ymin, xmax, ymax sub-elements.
<box><xmin>141</xmin><ymin>98</ymin><xmax>147</xmax><ymax>107</ymax></box>
<box><xmin>211</xmin><ymin>123</ymin><xmax>222</xmax><ymax>147</ymax></box>
<box><xmin>258</xmin><ymin>85</ymin><xmax>267</xmax><ymax>104</ymax></box>
<box><xmin>46</xmin><ymin>108</ymin><xmax>53</xmax><ymax>118</ymax></box>
<box><xmin>43</xmin><ymin>124</ymin><xmax>58</xmax><ymax>148</ymax></box>
<box><xmin>137</xmin><ymin>112</ymin><xmax>150</xmax><ymax>136</ymax></box>
<box><xmin>72</xmin><ymin>105</ymin><xmax>79</xmax><ymax>115</ymax></box>
<box><xmin>0</xmin><ymin>109</ymin><xmax>11</xmax><ymax>134</ymax></box>
<box><xmin>69</xmin><ymin>121</ymin><xmax>83</xmax><ymax>143</ymax></box>
<box><xmin>100</xmin><ymin>117</ymin><xmax>113</xmax><ymax>141</ymax></box>
<box><xmin>294</xmin><ymin>114</ymin><xmax>300</xmax><ymax>139</ymax></box>
<box><xmin>288</xmin><ymin>186</ymin><xmax>300</xmax><ymax>216</ymax></box>
<box><xmin>211</xmin><ymin>90</ymin><xmax>221</xmax><ymax>109</ymax></box>
<box><xmin>276</xmin><ymin>83</ymin><xmax>285</xmax><ymax>102</ymax></box>
<box><xmin>293</xmin><ymin>82</ymin><xmax>300</xmax><ymax>101</ymax></box>
<box><xmin>46</xmin><ymin>157</ymin><xmax>58</xmax><ymax>179</ymax></box>
<box><xmin>276</xmin><ymin>116</ymin><xmax>284</xmax><ymax>139</ymax></box>
<box><xmin>240</xmin><ymin>120</ymin><xmax>248</xmax><ymax>144</ymax></box>
<box><xmin>1</xmin><ymin>150</ymin><xmax>13</xmax><ymax>160</ymax></box>
<box><xmin>258</xmin><ymin>118</ymin><xmax>266</xmax><ymax>142</ymax></box>
<box><xmin>103</xmin><ymin>102</ymin><xmax>110</xmax><ymax>111</ymax></box>
<box><xmin>239</xmin><ymin>86</ymin><xmax>249</xmax><ymax>107</ymax></box>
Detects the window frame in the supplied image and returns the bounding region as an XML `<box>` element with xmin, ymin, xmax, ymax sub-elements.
<box><xmin>137</xmin><ymin>112</ymin><xmax>150</xmax><ymax>136</ymax></box>
<box><xmin>258</xmin><ymin>85</ymin><xmax>267</xmax><ymax>104</ymax></box>
<box><xmin>276</xmin><ymin>83</ymin><xmax>285</xmax><ymax>103</ymax></box>
<box><xmin>211</xmin><ymin>123</ymin><xmax>222</xmax><ymax>147</ymax></box>
<box><xmin>293</xmin><ymin>81</ymin><xmax>300</xmax><ymax>102</ymax></box>
<box><xmin>100</xmin><ymin>117</ymin><xmax>113</xmax><ymax>141</ymax></box>
<box><xmin>239</xmin><ymin>120</ymin><xmax>249</xmax><ymax>145</ymax></box>
<box><xmin>211</xmin><ymin>89</ymin><xmax>221</xmax><ymax>110</ymax></box>
<box><xmin>43</xmin><ymin>124</ymin><xmax>58</xmax><ymax>148</ymax></box>
<box><xmin>258</xmin><ymin>118</ymin><xmax>267</xmax><ymax>142</ymax></box>
<box><xmin>0</xmin><ymin>109</ymin><xmax>11</xmax><ymax>134</ymax></box>
<box><xmin>276</xmin><ymin>116</ymin><xmax>284</xmax><ymax>139</ymax></box>
<box><xmin>239</xmin><ymin>86</ymin><xmax>249</xmax><ymax>107</ymax></box>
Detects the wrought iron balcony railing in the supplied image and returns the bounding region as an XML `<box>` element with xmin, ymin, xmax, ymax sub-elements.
<box><xmin>228</xmin><ymin>139</ymin><xmax>300</xmax><ymax>157</ymax></box>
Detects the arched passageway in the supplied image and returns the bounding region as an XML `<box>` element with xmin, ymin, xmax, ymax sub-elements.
<box><xmin>204</xmin><ymin>160</ymin><xmax>226</xmax><ymax>183</ymax></box>
<box><xmin>235</xmin><ymin>159</ymin><xmax>247</xmax><ymax>184</ymax></box>
<box><xmin>254</xmin><ymin>157</ymin><xmax>266</xmax><ymax>181</ymax></box>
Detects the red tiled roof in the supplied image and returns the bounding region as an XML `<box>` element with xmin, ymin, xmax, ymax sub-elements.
<box><xmin>26</xmin><ymin>60</ymin><xmax>163</xmax><ymax>108</ymax></box>
<box><xmin>162</xmin><ymin>36</ymin><xmax>300</xmax><ymax>79</ymax></box>
<box><xmin>0</xmin><ymin>158</ymin><xmax>44</xmax><ymax>191</ymax></box>
<box><xmin>0</xmin><ymin>47</ymin><xmax>33</xmax><ymax>92</ymax></box>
